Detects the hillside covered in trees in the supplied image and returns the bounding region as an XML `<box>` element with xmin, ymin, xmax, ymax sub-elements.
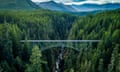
<box><xmin>68</xmin><ymin>10</ymin><xmax>120</xmax><ymax>72</ymax></box>
<box><xmin>0</xmin><ymin>9</ymin><xmax>120</xmax><ymax>72</ymax></box>
<box><xmin>0</xmin><ymin>0</ymin><xmax>38</xmax><ymax>9</ymax></box>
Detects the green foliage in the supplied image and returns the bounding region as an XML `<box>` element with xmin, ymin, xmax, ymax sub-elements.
<box><xmin>0</xmin><ymin>61</ymin><xmax>11</xmax><ymax>72</ymax></box>
<box><xmin>68</xmin><ymin>9</ymin><xmax>120</xmax><ymax>72</ymax></box>
<box><xmin>0</xmin><ymin>65</ymin><xmax>3</xmax><ymax>72</ymax></box>
<box><xmin>98</xmin><ymin>59</ymin><xmax>104</xmax><ymax>72</ymax></box>
<box><xmin>0</xmin><ymin>0</ymin><xmax>38</xmax><ymax>9</ymax></box>
<box><xmin>0</xmin><ymin>9</ymin><xmax>119</xmax><ymax>72</ymax></box>
<box><xmin>0</xmin><ymin>10</ymin><xmax>76</xmax><ymax>72</ymax></box>
<box><xmin>14</xmin><ymin>56</ymin><xmax>25</xmax><ymax>72</ymax></box>
<box><xmin>25</xmin><ymin>45</ymin><xmax>46</xmax><ymax>72</ymax></box>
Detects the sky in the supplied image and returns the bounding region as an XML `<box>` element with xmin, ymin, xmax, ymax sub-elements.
<box><xmin>31</xmin><ymin>0</ymin><xmax>120</xmax><ymax>5</ymax></box>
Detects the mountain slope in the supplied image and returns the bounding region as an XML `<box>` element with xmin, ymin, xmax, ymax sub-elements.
<box><xmin>67</xmin><ymin>9</ymin><xmax>120</xmax><ymax>72</ymax></box>
<box><xmin>36</xmin><ymin>1</ymin><xmax>75</xmax><ymax>12</ymax></box>
<box><xmin>0</xmin><ymin>0</ymin><xmax>38</xmax><ymax>9</ymax></box>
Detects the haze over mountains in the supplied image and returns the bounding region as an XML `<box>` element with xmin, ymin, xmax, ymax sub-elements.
<box><xmin>36</xmin><ymin>1</ymin><xmax>120</xmax><ymax>12</ymax></box>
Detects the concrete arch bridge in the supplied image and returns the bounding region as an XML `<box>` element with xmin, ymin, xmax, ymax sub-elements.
<box><xmin>20</xmin><ymin>40</ymin><xmax>101</xmax><ymax>52</ymax></box>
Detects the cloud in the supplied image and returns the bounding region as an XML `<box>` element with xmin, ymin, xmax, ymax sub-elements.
<box><xmin>31</xmin><ymin>0</ymin><xmax>120</xmax><ymax>4</ymax></box>
<box><xmin>31</xmin><ymin>0</ymin><xmax>50</xmax><ymax>2</ymax></box>
<box><xmin>64</xmin><ymin>0</ymin><xmax>107</xmax><ymax>5</ymax></box>
<box><xmin>73</xmin><ymin>0</ymin><xmax>86</xmax><ymax>2</ymax></box>
<box><xmin>64</xmin><ymin>0</ymin><xmax>120</xmax><ymax>5</ymax></box>
<box><xmin>31</xmin><ymin>0</ymin><xmax>73</xmax><ymax>3</ymax></box>
<box><xmin>55</xmin><ymin>0</ymin><xmax>73</xmax><ymax>3</ymax></box>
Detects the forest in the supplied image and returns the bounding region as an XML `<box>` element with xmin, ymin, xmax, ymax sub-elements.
<box><xmin>0</xmin><ymin>9</ymin><xmax>120</xmax><ymax>72</ymax></box>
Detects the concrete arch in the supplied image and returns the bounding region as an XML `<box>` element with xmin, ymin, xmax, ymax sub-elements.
<box><xmin>41</xmin><ymin>44</ymin><xmax>80</xmax><ymax>52</ymax></box>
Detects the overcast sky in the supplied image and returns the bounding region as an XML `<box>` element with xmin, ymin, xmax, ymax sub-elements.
<box><xmin>31</xmin><ymin>0</ymin><xmax>120</xmax><ymax>5</ymax></box>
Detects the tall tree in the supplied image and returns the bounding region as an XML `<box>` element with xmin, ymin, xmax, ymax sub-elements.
<box><xmin>25</xmin><ymin>45</ymin><xmax>45</xmax><ymax>72</ymax></box>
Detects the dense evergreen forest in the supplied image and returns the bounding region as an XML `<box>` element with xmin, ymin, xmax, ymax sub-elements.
<box><xmin>0</xmin><ymin>9</ymin><xmax>120</xmax><ymax>72</ymax></box>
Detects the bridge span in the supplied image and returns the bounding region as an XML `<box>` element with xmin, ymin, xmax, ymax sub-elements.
<box><xmin>20</xmin><ymin>40</ymin><xmax>101</xmax><ymax>51</ymax></box>
<box><xmin>20</xmin><ymin>40</ymin><xmax>101</xmax><ymax>43</ymax></box>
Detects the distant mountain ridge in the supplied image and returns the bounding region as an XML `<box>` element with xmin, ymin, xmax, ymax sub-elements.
<box><xmin>36</xmin><ymin>1</ymin><xmax>75</xmax><ymax>12</ymax></box>
<box><xmin>36</xmin><ymin>1</ymin><xmax>120</xmax><ymax>12</ymax></box>
<box><xmin>70</xmin><ymin>3</ymin><xmax>120</xmax><ymax>12</ymax></box>
<box><xmin>0</xmin><ymin>0</ymin><xmax>38</xmax><ymax>9</ymax></box>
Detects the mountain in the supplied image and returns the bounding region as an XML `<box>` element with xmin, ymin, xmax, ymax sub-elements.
<box><xmin>70</xmin><ymin>3</ymin><xmax>120</xmax><ymax>12</ymax></box>
<box><xmin>36</xmin><ymin>1</ymin><xmax>120</xmax><ymax>12</ymax></box>
<box><xmin>36</xmin><ymin>1</ymin><xmax>75</xmax><ymax>12</ymax></box>
<box><xmin>0</xmin><ymin>0</ymin><xmax>38</xmax><ymax>9</ymax></box>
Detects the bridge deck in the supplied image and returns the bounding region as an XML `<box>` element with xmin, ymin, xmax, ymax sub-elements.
<box><xmin>20</xmin><ymin>40</ymin><xmax>101</xmax><ymax>43</ymax></box>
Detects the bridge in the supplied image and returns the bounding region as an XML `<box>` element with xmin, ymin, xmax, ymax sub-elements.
<box><xmin>20</xmin><ymin>40</ymin><xmax>101</xmax><ymax>51</ymax></box>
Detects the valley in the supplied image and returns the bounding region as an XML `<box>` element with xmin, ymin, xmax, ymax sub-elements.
<box><xmin>0</xmin><ymin>0</ymin><xmax>120</xmax><ymax>72</ymax></box>
<box><xmin>0</xmin><ymin>9</ymin><xmax>119</xmax><ymax>72</ymax></box>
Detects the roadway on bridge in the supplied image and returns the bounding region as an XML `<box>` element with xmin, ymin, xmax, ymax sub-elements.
<box><xmin>20</xmin><ymin>40</ymin><xmax>101</xmax><ymax>43</ymax></box>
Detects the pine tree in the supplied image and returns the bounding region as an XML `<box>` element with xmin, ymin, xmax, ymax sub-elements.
<box><xmin>70</xmin><ymin>68</ymin><xmax>74</xmax><ymax>72</ymax></box>
<box><xmin>107</xmin><ymin>44</ymin><xmax>119</xmax><ymax>72</ymax></box>
<box><xmin>98</xmin><ymin>59</ymin><xmax>104</xmax><ymax>72</ymax></box>
<box><xmin>116</xmin><ymin>54</ymin><xmax>120</xmax><ymax>72</ymax></box>
<box><xmin>0</xmin><ymin>65</ymin><xmax>3</xmax><ymax>72</ymax></box>
<box><xmin>25</xmin><ymin>45</ymin><xmax>46</xmax><ymax>72</ymax></box>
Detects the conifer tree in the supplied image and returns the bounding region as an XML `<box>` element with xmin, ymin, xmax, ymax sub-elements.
<box><xmin>26</xmin><ymin>45</ymin><xmax>44</xmax><ymax>72</ymax></box>
<box><xmin>98</xmin><ymin>59</ymin><xmax>104</xmax><ymax>72</ymax></box>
